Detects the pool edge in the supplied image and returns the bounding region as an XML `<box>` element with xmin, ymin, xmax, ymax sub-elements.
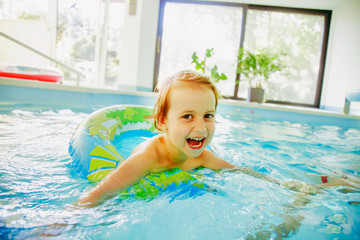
<box><xmin>1</xmin><ymin>77</ymin><xmax>360</xmax><ymax>123</ymax></box>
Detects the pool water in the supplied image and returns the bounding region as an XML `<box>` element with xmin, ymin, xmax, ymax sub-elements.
<box><xmin>0</xmin><ymin>105</ymin><xmax>359</xmax><ymax>239</ymax></box>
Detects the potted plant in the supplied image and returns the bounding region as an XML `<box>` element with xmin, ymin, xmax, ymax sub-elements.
<box><xmin>192</xmin><ymin>48</ymin><xmax>227</xmax><ymax>83</ymax></box>
<box><xmin>237</xmin><ymin>48</ymin><xmax>285</xmax><ymax>103</ymax></box>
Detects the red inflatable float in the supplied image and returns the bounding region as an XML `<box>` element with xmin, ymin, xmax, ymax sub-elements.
<box><xmin>0</xmin><ymin>64</ymin><xmax>63</xmax><ymax>83</ymax></box>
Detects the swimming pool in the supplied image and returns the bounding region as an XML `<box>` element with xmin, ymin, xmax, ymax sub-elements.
<box><xmin>0</xmin><ymin>81</ymin><xmax>360</xmax><ymax>239</ymax></box>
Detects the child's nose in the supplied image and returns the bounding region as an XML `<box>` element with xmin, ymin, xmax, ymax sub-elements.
<box><xmin>194</xmin><ymin>118</ymin><xmax>206</xmax><ymax>132</ymax></box>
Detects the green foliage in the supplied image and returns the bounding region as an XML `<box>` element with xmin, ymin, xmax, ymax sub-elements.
<box><xmin>17</xmin><ymin>11</ymin><xmax>43</xmax><ymax>21</ymax></box>
<box><xmin>210</xmin><ymin>65</ymin><xmax>227</xmax><ymax>82</ymax></box>
<box><xmin>191</xmin><ymin>48</ymin><xmax>227</xmax><ymax>83</ymax></box>
<box><xmin>71</xmin><ymin>35</ymin><xmax>96</xmax><ymax>60</ymax></box>
<box><xmin>237</xmin><ymin>48</ymin><xmax>286</xmax><ymax>88</ymax></box>
<box><xmin>191</xmin><ymin>52</ymin><xmax>205</xmax><ymax>72</ymax></box>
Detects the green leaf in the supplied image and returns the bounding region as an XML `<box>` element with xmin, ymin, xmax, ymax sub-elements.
<box><xmin>191</xmin><ymin>48</ymin><xmax>229</xmax><ymax>81</ymax></box>
<box><xmin>219</xmin><ymin>73</ymin><xmax>227</xmax><ymax>80</ymax></box>
<box><xmin>205</xmin><ymin>48</ymin><xmax>214</xmax><ymax>58</ymax></box>
<box><xmin>236</xmin><ymin>47</ymin><xmax>286</xmax><ymax>86</ymax></box>
<box><xmin>195</xmin><ymin>63</ymin><xmax>202</xmax><ymax>71</ymax></box>
<box><xmin>191</xmin><ymin>52</ymin><xmax>199</xmax><ymax>63</ymax></box>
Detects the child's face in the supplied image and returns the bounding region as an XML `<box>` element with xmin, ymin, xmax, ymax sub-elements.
<box><xmin>163</xmin><ymin>82</ymin><xmax>216</xmax><ymax>158</ymax></box>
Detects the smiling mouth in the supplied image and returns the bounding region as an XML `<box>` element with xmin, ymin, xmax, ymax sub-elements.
<box><xmin>187</xmin><ymin>137</ymin><xmax>205</xmax><ymax>150</ymax></box>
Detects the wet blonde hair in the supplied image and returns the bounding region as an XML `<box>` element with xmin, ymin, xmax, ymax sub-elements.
<box><xmin>153</xmin><ymin>70</ymin><xmax>220</xmax><ymax>131</ymax></box>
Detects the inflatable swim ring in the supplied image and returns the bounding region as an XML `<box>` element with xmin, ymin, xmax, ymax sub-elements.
<box><xmin>69</xmin><ymin>105</ymin><xmax>210</xmax><ymax>200</ymax></box>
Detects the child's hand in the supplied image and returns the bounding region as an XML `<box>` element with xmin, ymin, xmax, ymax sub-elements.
<box><xmin>40</xmin><ymin>222</ymin><xmax>75</xmax><ymax>237</ymax></box>
<box><xmin>281</xmin><ymin>181</ymin><xmax>323</xmax><ymax>195</ymax></box>
<box><xmin>274</xmin><ymin>215</ymin><xmax>304</xmax><ymax>238</ymax></box>
<box><xmin>321</xmin><ymin>176</ymin><xmax>360</xmax><ymax>189</ymax></box>
<box><xmin>38</xmin><ymin>205</ymin><xmax>81</xmax><ymax>237</ymax></box>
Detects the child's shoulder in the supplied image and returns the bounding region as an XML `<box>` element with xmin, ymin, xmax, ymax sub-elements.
<box><xmin>132</xmin><ymin>134</ymin><xmax>163</xmax><ymax>159</ymax></box>
<box><xmin>198</xmin><ymin>148</ymin><xmax>217</xmax><ymax>159</ymax></box>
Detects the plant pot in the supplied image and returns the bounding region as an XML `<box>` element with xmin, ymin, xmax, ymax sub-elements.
<box><xmin>247</xmin><ymin>87</ymin><xmax>265</xmax><ymax>103</ymax></box>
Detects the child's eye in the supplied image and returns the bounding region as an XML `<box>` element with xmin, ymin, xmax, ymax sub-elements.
<box><xmin>183</xmin><ymin>114</ymin><xmax>192</xmax><ymax>119</ymax></box>
<box><xmin>204</xmin><ymin>114</ymin><xmax>214</xmax><ymax>119</ymax></box>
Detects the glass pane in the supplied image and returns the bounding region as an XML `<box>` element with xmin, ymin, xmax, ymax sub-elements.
<box><xmin>57</xmin><ymin>0</ymin><xmax>99</xmax><ymax>83</ymax></box>
<box><xmin>0</xmin><ymin>0</ymin><xmax>48</xmax><ymax>20</ymax></box>
<box><xmin>238</xmin><ymin>9</ymin><xmax>325</xmax><ymax>105</ymax></box>
<box><xmin>105</xmin><ymin>2</ymin><xmax>125</xmax><ymax>87</ymax></box>
<box><xmin>57</xmin><ymin>0</ymin><xmax>125</xmax><ymax>86</ymax></box>
<box><xmin>158</xmin><ymin>2</ymin><xmax>243</xmax><ymax>96</ymax></box>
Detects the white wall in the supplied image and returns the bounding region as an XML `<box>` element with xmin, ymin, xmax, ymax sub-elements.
<box><xmin>0</xmin><ymin>20</ymin><xmax>53</xmax><ymax>66</ymax></box>
<box><xmin>117</xmin><ymin>0</ymin><xmax>159</xmax><ymax>91</ymax></box>
<box><xmin>321</xmin><ymin>0</ymin><xmax>360</xmax><ymax>113</ymax></box>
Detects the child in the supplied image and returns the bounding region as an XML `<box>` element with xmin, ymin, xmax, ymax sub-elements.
<box><xmin>76</xmin><ymin>70</ymin><xmax>358</xmax><ymax>207</ymax></box>
<box><xmin>76</xmin><ymin>70</ymin><xmax>235</xmax><ymax>207</ymax></box>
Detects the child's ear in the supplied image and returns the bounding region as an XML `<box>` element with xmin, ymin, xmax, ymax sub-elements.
<box><xmin>158</xmin><ymin>115</ymin><xmax>168</xmax><ymax>132</ymax></box>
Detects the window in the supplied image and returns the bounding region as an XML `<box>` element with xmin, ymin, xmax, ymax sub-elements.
<box><xmin>155</xmin><ymin>1</ymin><xmax>243</xmax><ymax>96</ymax></box>
<box><xmin>0</xmin><ymin>0</ymin><xmax>54</xmax><ymax>67</ymax></box>
<box><xmin>239</xmin><ymin>7</ymin><xmax>330</xmax><ymax>106</ymax></box>
<box><xmin>57</xmin><ymin>0</ymin><xmax>125</xmax><ymax>86</ymax></box>
<box><xmin>154</xmin><ymin>1</ymin><xmax>331</xmax><ymax>107</ymax></box>
<box><xmin>57</xmin><ymin>0</ymin><xmax>98</xmax><ymax>82</ymax></box>
<box><xmin>0</xmin><ymin>0</ymin><xmax>48</xmax><ymax>20</ymax></box>
<box><xmin>104</xmin><ymin>2</ymin><xmax>125</xmax><ymax>86</ymax></box>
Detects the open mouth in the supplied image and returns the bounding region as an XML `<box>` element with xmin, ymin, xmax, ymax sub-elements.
<box><xmin>187</xmin><ymin>137</ymin><xmax>205</xmax><ymax>150</ymax></box>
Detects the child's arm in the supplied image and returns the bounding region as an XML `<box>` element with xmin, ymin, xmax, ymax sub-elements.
<box><xmin>40</xmin><ymin>154</ymin><xmax>154</xmax><ymax>235</ymax></box>
<box><xmin>201</xmin><ymin>150</ymin><xmax>327</xmax><ymax>194</ymax></box>
<box><xmin>75</xmin><ymin>152</ymin><xmax>154</xmax><ymax>207</ymax></box>
<box><xmin>200</xmin><ymin>149</ymin><xmax>237</xmax><ymax>170</ymax></box>
<box><xmin>202</xmin><ymin>149</ymin><xmax>360</xmax><ymax>194</ymax></box>
<box><xmin>230</xmin><ymin>166</ymin><xmax>283</xmax><ymax>185</ymax></box>
<box><xmin>201</xmin><ymin>149</ymin><xmax>282</xmax><ymax>185</ymax></box>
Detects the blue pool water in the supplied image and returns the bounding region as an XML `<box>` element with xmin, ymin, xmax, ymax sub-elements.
<box><xmin>0</xmin><ymin>104</ymin><xmax>359</xmax><ymax>239</ymax></box>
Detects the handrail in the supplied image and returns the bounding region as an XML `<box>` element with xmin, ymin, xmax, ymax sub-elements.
<box><xmin>344</xmin><ymin>90</ymin><xmax>360</xmax><ymax>114</ymax></box>
<box><xmin>0</xmin><ymin>31</ymin><xmax>85</xmax><ymax>83</ymax></box>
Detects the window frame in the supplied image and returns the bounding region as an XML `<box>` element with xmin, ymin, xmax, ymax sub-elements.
<box><xmin>153</xmin><ymin>0</ymin><xmax>332</xmax><ymax>108</ymax></box>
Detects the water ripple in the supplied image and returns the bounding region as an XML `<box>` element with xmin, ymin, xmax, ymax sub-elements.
<box><xmin>0</xmin><ymin>107</ymin><xmax>359</xmax><ymax>239</ymax></box>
